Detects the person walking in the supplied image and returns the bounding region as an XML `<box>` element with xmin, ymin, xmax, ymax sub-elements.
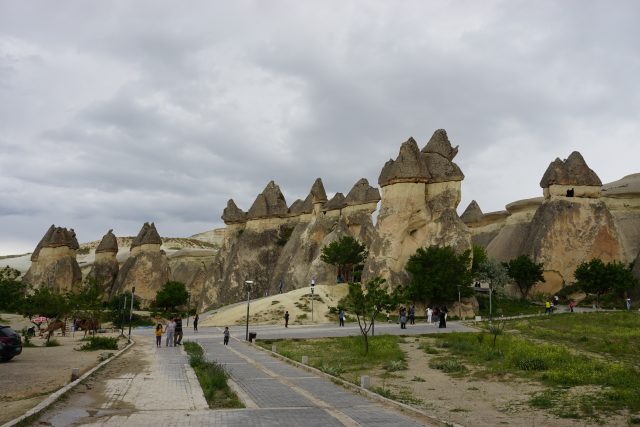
<box><xmin>339</xmin><ymin>309</ymin><xmax>345</xmax><ymax>327</ymax></box>
<box><xmin>626</xmin><ymin>298</ymin><xmax>632</xmax><ymax>311</ymax></box>
<box><xmin>223</xmin><ymin>327</ymin><xmax>230</xmax><ymax>345</ymax></box>
<box><xmin>165</xmin><ymin>319</ymin><xmax>175</xmax><ymax>347</ymax></box>
<box><xmin>278</xmin><ymin>280</ymin><xmax>284</xmax><ymax>294</ymax></box>
<box><xmin>174</xmin><ymin>317</ymin><xmax>183</xmax><ymax>346</ymax></box>
<box><xmin>193</xmin><ymin>314</ymin><xmax>199</xmax><ymax>332</ymax></box>
<box><xmin>439</xmin><ymin>306</ymin><xmax>448</xmax><ymax>328</ymax></box>
<box><xmin>154</xmin><ymin>323</ymin><xmax>163</xmax><ymax>348</ymax></box>
<box><xmin>409</xmin><ymin>304</ymin><xmax>416</xmax><ymax>325</ymax></box>
<box><xmin>545</xmin><ymin>300</ymin><xmax>551</xmax><ymax>314</ymax></box>
<box><xmin>284</xmin><ymin>311</ymin><xmax>290</xmax><ymax>328</ymax></box>
<box><xmin>426</xmin><ymin>307</ymin><xmax>433</xmax><ymax>325</ymax></box>
<box><xmin>569</xmin><ymin>300</ymin><xmax>575</xmax><ymax>313</ymax></box>
<box><xmin>399</xmin><ymin>307</ymin><xmax>407</xmax><ymax>329</ymax></box>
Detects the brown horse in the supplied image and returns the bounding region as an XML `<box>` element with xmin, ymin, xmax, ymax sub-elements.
<box><xmin>75</xmin><ymin>318</ymin><xmax>100</xmax><ymax>336</ymax></box>
<box><xmin>40</xmin><ymin>319</ymin><xmax>66</xmax><ymax>339</ymax></box>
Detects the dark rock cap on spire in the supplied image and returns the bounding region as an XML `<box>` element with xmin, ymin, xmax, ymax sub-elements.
<box><xmin>345</xmin><ymin>178</ymin><xmax>381</xmax><ymax>206</ymax></box>
<box><xmin>31</xmin><ymin>224</ymin><xmax>56</xmax><ymax>261</ymax></box>
<box><xmin>222</xmin><ymin>199</ymin><xmax>247</xmax><ymax>224</ymax></box>
<box><xmin>460</xmin><ymin>200</ymin><xmax>484</xmax><ymax>224</ymax></box>
<box><xmin>131</xmin><ymin>222</ymin><xmax>162</xmax><ymax>248</ymax></box>
<box><xmin>31</xmin><ymin>225</ymin><xmax>79</xmax><ymax>260</ymax></box>
<box><xmin>323</xmin><ymin>192</ymin><xmax>347</xmax><ymax>211</ymax></box>
<box><xmin>421</xmin><ymin>129</ymin><xmax>464</xmax><ymax>183</ymax></box>
<box><xmin>96</xmin><ymin>229</ymin><xmax>119</xmax><ymax>253</ymax></box>
<box><xmin>288</xmin><ymin>194</ymin><xmax>314</xmax><ymax>216</ymax></box>
<box><xmin>310</xmin><ymin>178</ymin><xmax>328</xmax><ymax>204</ymax></box>
<box><xmin>378</xmin><ymin>137</ymin><xmax>430</xmax><ymax>187</ymax></box>
<box><xmin>540</xmin><ymin>151</ymin><xmax>602</xmax><ymax>187</ymax></box>
<box><xmin>247</xmin><ymin>181</ymin><xmax>289</xmax><ymax>220</ymax></box>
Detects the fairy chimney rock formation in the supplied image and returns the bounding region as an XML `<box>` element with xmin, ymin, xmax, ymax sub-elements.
<box><xmin>540</xmin><ymin>151</ymin><xmax>602</xmax><ymax>199</ymax></box>
<box><xmin>288</xmin><ymin>195</ymin><xmax>314</xmax><ymax>217</ymax></box>
<box><xmin>23</xmin><ymin>225</ymin><xmax>82</xmax><ymax>292</ymax></box>
<box><xmin>89</xmin><ymin>229</ymin><xmax>119</xmax><ymax>298</ymax></box>
<box><xmin>345</xmin><ymin>178</ymin><xmax>381</xmax><ymax>207</ymax></box>
<box><xmin>112</xmin><ymin>223</ymin><xmax>170</xmax><ymax>304</ymax></box>
<box><xmin>421</xmin><ymin>129</ymin><xmax>464</xmax><ymax>183</ymax></box>
<box><xmin>222</xmin><ymin>199</ymin><xmax>247</xmax><ymax>224</ymax></box>
<box><xmin>378</xmin><ymin>137</ymin><xmax>430</xmax><ymax>187</ymax></box>
<box><xmin>323</xmin><ymin>192</ymin><xmax>347</xmax><ymax>217</ymax></box>
<box><xmin>461</xmin><ymin>200</ymin><xmax>484</xmax><ymax>225</ymax></box>
<box><xmin>310</xmin><ymin>178</ymin><xmax>328</xmax><ymax>204</ymax></box>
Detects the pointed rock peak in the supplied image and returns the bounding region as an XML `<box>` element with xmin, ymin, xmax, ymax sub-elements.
<box><xmin>310</xmin><ymin>178</ymin><xmax>328</xmax><ymax>203</ymax></box>
<box><xmin>460</xmin><ymin>200</ymin><xmax>484</xmax><ymax>224</ymax></box>
<box><xmin>222</xmin><ymin>199</ymin><xmax>247</xmax><ymax>224</ymax></box>
<box><xmin>96</xmin><ymin>229</ymin><xmax>118</xmax><ymax>253</ymax></box>
<box><xmin>247</xmin><ymin>181</ymin><xmax>289</xmax><ymax>219</ymax></box>
<box><xmin>423</xmin><ymin>129</ymin><xmax>459</xmax><ymax>161</ymax></box>
<box><xmin>378</xmin><ymin>137</ymin><xmax>430</xmax><ymax>187</ymax></box>
<box><xmin>540</xmin><ymin>152</ymin><xmax>601</xmax><ymax>187</ymax></box>
<box><xmin>132</xmin><ymin>222</ymin><xmax>162</xmax><ymax>248</ymax></box>
<box><xmin>345</xmin><ymin>178</ymin><xmax>381</xmax><ymax>206</ymax></box>
<box><xmin>289</xmin><ymin>194</ymin><xmax>313</xmax><ymax>216</ymax></box>
<box><xmin>31</xmin><ymin>224</ymin><xmax>56</xmax><ymax>260</ymax></box>
<box><xmin>323</xmin><ymin>192</ymin><xmax>347</xmax><ymax>211</ymax></box>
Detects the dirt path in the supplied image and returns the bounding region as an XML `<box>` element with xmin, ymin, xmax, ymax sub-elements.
<box><xmin>372</xmin><ymin>339</ymin><xmax>627</xmax><ymax>427</ymax></box>
<box><xmin>0</xmin><ymin>333</ymin><xmax>122</xmax><ymax>426</ymax></box>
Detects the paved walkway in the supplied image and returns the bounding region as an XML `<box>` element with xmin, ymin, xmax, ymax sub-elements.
<box><xmin>35</xmin><ymin>332</ymin><xmax>433</xmax><ymax>426</ymax></box>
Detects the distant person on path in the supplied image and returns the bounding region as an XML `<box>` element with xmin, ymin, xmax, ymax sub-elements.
<box><xmin>193</xmin><ymin>314</ymin><xmax>199</xmax><ymax>332</ymax></box>
<box><xmin>174</xmin><ymin>317</ymin><xmax>183</xmax><ymax>346</ymax></box>
<box><xmin>545</xmin><ymin>301</ymin><xmax>551</xmax><ymax>314</ymax></box>
<box><xmin>569</xmin><ymin>300</ymin><xmax>575</xmax><ymax>313</ymax></box>
<box><xmin>626</xmin><ymin>298</ymin><xmax>632</xmax><ymax>310</ymax></box>
<box><xmin>154</xmin><ymin>323</ymin><xmax>163</xmax><ymax>348</ymax></box>
<box><xmin>399</xmin><ymin>307</ymin><xmax>407</xmax><ymax>329</ymax></box>
<box><xmin>278</xmin><ymin>280</ymin><xmax>284</xmax><ymax>294</ymax></box>
<box><xmin>439</xmin><ymin>306</ymin><xmax>448</xmax><ymax>328</ymax></box>
<box><xmin>223</xmin><ymin>327</ymin><xmax>230</xmax><ymax>345</ymax></box>
<box><xmin>284</xmin><ymin>311</ymin><xmax>290</xmax><ymax>328</ymax></box>
<box><xmin>339</xmin><ymin>309</ymin><xmax>345</xmax><ymax>327</ymax></box>
<box><xmin>426</xmin><ymin>307</ymin><xmax>433</xmax><ymax>325</ymax></box>
<box><xmin>409</xmin><ymin>304</ymin><xmax>416</xmax><ymax>325</ymax></box>
<box><xmin>165</xmin><ymin>319</ymin><xmax>175</xmax><ymax>347</ymax></box>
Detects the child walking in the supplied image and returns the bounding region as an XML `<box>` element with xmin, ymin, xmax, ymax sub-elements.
<box><xmin>154</xmin><ymin>323</ymin><xmax>163</xmax><ymax>348</ymax></box>
<box><xmin>223</xmin><ymin>327</ymin><xmax>230</xmax><ymax>346</ymax></box>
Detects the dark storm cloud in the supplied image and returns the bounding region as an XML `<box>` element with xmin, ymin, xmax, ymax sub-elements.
<box><xmin>1</xmin><ymin>0</ymin><xmax>640</xmax><ymax>254</ymax></box>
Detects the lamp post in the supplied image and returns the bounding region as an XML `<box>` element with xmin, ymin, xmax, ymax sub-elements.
<box><xmin>186</xmin><ymin>292</ymin><xmax>191</xmax><ymax>327</ymax></box>
<box><xmin>457</xmin><ymin>284</ymin><xmax>461</xmax><ymax>320</ymax></box>
<box><xmin>244</xmin><ymin>280</ymin><xmax>253</xmax><ymax>341</ymax></box>
<box><xmin>119</xmin><ymin>295</ymin><xmax>127</xmax><ymax>337</ymax></box>
<box><xmin>310</xmin><ymin>281</ymin><xmax>315</xmax><ymax>322</ymax></box>
<box><xmin>128</xmin><ymin>287</ymin><xmax>135</xmax><ymax>343</ymax></box>
<box><xmin>489</xmin><ymin>285</ymin><xmax>493</xmax><ymax>324</ymax></box>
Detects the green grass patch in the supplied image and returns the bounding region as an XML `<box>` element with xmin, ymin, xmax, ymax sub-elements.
<box><xmin>428</xmin><ymin>357</ymin><xmax>468</xmax><ymax>373</ymax></box>
<box><xmin>257</xmin><ymin>335</ymin><xmax>404</xmax><ymax>383</ymax></box>
<box><xmin>183</xmin><ymin>342</ymin><xmax>243</xmax><ymax>409</ymax></box>
<box><xmin>476</xmin><ymin>294</ymin><xmax>542</xmax><ymax>317</ymax></box>
<box><xmin>45</xmin><ymin>338</ymin><xmax>61</xmax><ymax>347</ymax></box>
<box><xmin>417</xmin><ymin>342</ymin><xmax>439</xmax><ymax>354</ymax></box>
<box><xmin>432</xmin><ymin>329</ymin><xmax>640</xmax><ymax>418</ymax></box>
<box><xmin>79</xmin><ymin>336</ymin><xmax>119</xmax><ymax>351</ymax></box>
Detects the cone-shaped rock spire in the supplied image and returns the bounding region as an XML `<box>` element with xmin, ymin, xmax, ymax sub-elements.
<box><xmin>345</xmin><ymin>178</ymin><xmax>381</xmax><ymax>206</ymax></box>
<box><xmin>421</xmin><ymin>129</ymin><xmax>464</xmax><ymax>183</ymax></box>
<box><xmin>247</xmin><ymin>181</ymin><xmax>289</xmax><ymax>220</ymax></box>
<box><xmin>378</xmin><ymin>137</ymin><xmax>430</xmax><ymax>187</ymax></box>
<box><xmin>96</xmin><ymin>229</ymin><xmax>118</xmax><ymax>253</ymax></box>
<box><xmin>222</xmin><ymin>199</ymin><xmax>247</xmax><ymax>224</ymax></box>
<box><xmin>540</xmin><ymin>151</ymin><xmax>602</xmax><ymax>187</ymax></box>
<box><xmin>131</xmin><ymin>222</ymin><xmax>162</xmax><ymax>249</ymax></box>
<box><xmin>460</xmin><ymin>200</ymin><xmax>484</xmax><ymax>224</ymax></box>
<box><xmin>310</xmin><ymin>178</ymin><xmax>328</xmax><ymax>204</ymax></box>
<box><xmin>323</xmin><ymin>192</ymin><xmax>347</xmax><ymax>211</ymax></box>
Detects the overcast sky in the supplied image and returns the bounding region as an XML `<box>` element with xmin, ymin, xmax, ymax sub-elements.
<box><xmin>1</xmin><ymin>1</ymin><xmax>639</xmax><ymax>255</ymax></box>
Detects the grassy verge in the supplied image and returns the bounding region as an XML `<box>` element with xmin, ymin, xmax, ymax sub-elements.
<box><xmin>504</xmin><ymin>312</ymin><xmax>640</xmax><ymax>363</ymax></box>
<box><xmin>257</xmin><ymin>335</ymin><xmax>405</xmax><ymax>384</ymax></box>
<box><xmin>183</xmin><ymin>342</ymin><xmax>243</xmax><ymax>409</ymax></box>
<box><xmin>425</xmin><ymin>313</ymin><xmax>640</xmax><ymax>420</ymax></box>
<box><xmin>476</xmin><ymin>294</ymin><xmax>542</xmax><ymax>317</ymax></box>
<box><xmin>79</xmin><ymin>336</ymin><xmax>119</xmax><ymax>351</ymax></box>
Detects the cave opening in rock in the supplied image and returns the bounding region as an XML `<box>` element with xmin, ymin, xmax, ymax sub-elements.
<box><xmin>566</xmin><ymin>188</ymin><xmax>574</xmax><ymax>197</ymax></box>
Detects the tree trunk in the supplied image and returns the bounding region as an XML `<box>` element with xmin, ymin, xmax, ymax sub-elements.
<box><xmin>363</xmin><ymin>331</ymin><xmax>369</xmax><ymax>354</ymax></box>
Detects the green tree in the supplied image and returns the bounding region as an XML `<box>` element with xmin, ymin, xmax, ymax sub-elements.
<box><xmin>471</xmin><ymin>245</ymin><xmax>488</xmax><ymax>274</ymax></box>
<box><xmin>475</xmin><ymin>258</ymin><xmax>510</xmax><ymax>321</ymax></box>
<box><xmin>342</xmin><ymin>277</ymin><xmax>396</xmax><ymax>354</ymax></box>
<box><xmin>0</xmin><ymin>266</ymin><xmax>26</xmax><ymax>312</ymax></box>
<box><xmin>67</xmin><ymin>278</ymin><xmax>104</xmax><ymax>335</ymax></box>
<box><xmin>107</xmin><ymin>292</ymin><xmax>142</xmax><ymax>329</ymax></box>
<box><xmin>155</xmin><ymin>281</ymin><xmax>189</xmax><ymax>312</ymax></box>
<box><xmin>321</xmin><ymin>235</ymin><xmax>368</xmax><ymax>283</ymax></box>
<box><xmin>405</xmin><ymin>246</ymin><xmax>473</xmax><ymax>305</ymax></box>
<box><xmin>575</xmin><ymin>259</ymin><xmax>638</xmax><ymax>306</ymax></box>
<box><xmin>504</xmin><ymin>255</ymin><xmax>545</xmax><ymax>298</ymax></box>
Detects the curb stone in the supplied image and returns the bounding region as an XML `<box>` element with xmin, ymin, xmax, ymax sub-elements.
<box><xmin>247</xmin><ymin>340</ymin><xmax>463</xmax><ymax>427</ymax></box>
<box><xmin>1</xmin><ymin>339</ymin><xmax>136</xmax><ymax>427</ymax></box>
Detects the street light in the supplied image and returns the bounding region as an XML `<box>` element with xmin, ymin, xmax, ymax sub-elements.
<box><xmin>128</xmin><ymin>287</ymin><xmax>136</xmax><ymax>344</ymax></box>
<box><xmin>244</xmin><ymin>280</ymin><xmax>253</xmax><ymax>341</ymax></box>
<box><xmin>310</xmin><ymin>280</ymin><xmax>315</xmax><ymax>322</ymax></box>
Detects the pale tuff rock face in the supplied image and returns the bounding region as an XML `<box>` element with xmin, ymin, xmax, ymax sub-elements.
<box><xmin>345</xmin><ymin>178</ymin><xmax>381</xmax><ymax>206</ymax></box>
<box><xmin>23</xmin><ymin>224</ymin><xmax>82</xmax><ymax>292</ymax></box>
<box><xmin>601</xmin><ymin>174</ymin><xmax>640</xmax><ymax>264</ymax></box>
<box><xmin>460</xmin><ymin>200</ymin><xmax>484</xmax><ymax>225</ymax></box>
<box><xmin>112</xmin><ymin>222</ymin><xmax>170</xmax><ymax>305</ymax></box>
<box><xmin>222</xmin><ymin>199</ymin><xmax>247</xmax><ymax>224</ymax></box>
<box><xmin>89</xmin><ymin>229</ymin><xmax>119</xmax><ymax>298</ymax></box>
<box><xmin>247</xmin><ymin>181</ymin><xmax>289</xmax><ymax>220</ymax></box>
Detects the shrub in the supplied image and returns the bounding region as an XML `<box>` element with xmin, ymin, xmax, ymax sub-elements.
<box><xmin>516</xmin><ymin>357</ymin><xmax>547</xmax><ymax>371</ymax></box>
<box><xmin>317</xmin><ymin>362</ymin><xmax>345</xmax><ymax>377</ymax></box>
<box><xmin>46</xmin><ymin>338</ymin><xmax>61</xmax><ymax>347</ymax></box>
<box><xmin>80</xmin><ymin>336</ymin><xmax>119</xmax><ymax>351</ymax></box>
<box><xmin>383</xmin><ymin>360</ymin><xmax>408</xmax><ymax>372</ymax></box>
<box><xmin>429</xmin><ymin>357</ymin><xmax>467</xmax><ymax>373</ymax></box>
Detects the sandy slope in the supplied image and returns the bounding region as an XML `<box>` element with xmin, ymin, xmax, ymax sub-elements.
<box><xmin>201</xmin><ymin>284</ymin><xmax>349</xmax><ymax>327</ymax></box>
